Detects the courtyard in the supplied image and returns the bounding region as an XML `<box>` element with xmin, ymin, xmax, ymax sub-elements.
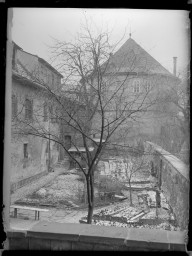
<box><xmin>11</xmin><ymin>163</ymin><xmax>179</xmax><ymax>232</ymax></box>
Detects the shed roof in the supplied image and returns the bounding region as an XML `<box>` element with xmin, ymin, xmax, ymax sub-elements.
<box><xmin>68</xmin><ymin>147</ymin><xmax>94</xmax><ymax>152</ymax></box>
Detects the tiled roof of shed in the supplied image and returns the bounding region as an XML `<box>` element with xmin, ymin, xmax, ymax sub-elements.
<box><xmin>104</xmin><ymin>37</ymin><xmax>173</xmax><ymax>77</ymax></box>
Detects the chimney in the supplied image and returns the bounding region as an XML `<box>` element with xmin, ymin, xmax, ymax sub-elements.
<box><xmin>173</xmin><ymin>57</ymin><xmax>177</xmax><ymax>76</ymax></box>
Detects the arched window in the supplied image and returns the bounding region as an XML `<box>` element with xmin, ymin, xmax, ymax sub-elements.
<box><xmin>25</xmin><ymin>99</ymin><xmax>33</xmax><ymax>119</ymax></box>
<box><xmin>133</xmin><ymin>80</ymin><xmax>140</xmax><ymax>93</ymax></box>
<box><xmin>12</xmin><ymin>95</ymin><xmax>18</xmax><ymax>119</ymax></box>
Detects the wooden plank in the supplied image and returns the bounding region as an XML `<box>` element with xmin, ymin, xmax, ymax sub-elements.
<box><xmin>114</xmin><ymin>195</ymin><xmax>127</xmax><ymax>200</ymax></box>
<box><xmin>10</xmin><ymin>205</ymin><xmax>49</xmax><ymax>212</ymax></box>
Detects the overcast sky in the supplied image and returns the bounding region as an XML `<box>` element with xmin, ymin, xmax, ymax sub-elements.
<box><xmin>11</xmin><ymin>8</ymin><xmax>190</xmax><ymax>76</ymax></box>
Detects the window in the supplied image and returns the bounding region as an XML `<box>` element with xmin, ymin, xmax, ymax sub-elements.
<box><xmin>133</xmin><ymin>80</ymin><xmax>140</xmax><ymax>93</ymax></box>
<box><xmin>49</xmin><ymin>106</ymin><xmax>57</xmax><ymax>123</ymax></box>
<box><xmin>12</xmin><ymin>95</ymin><xmax>18</xmax><ymax>119</ymax></box>
<box><xmin>43</xmin><ymin>102</ymin><xmax>48</xmax><ymax>122</ymax></box>
<box><xmin>25</xmin><ymin>99</ymin><xmax>33</xmax><ymax>120</ymax></box>
<box><xmin>65</xmin><ymin>135</ymin><xmax>71</xmax><ymax>150</ymax></box>
<box><xmin>23</xmin><ymin>143</ymin><xmax>28</xmax><ymax>159</ymax></box>
<box><xmin>145</xmin><ymin>81</ymin><xmax>151</xmax><ymax>92</ymax></box>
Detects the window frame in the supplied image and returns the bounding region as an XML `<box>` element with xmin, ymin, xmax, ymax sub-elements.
<box><xmin>23</xmin><ymin>143</ymin><xmax>28</xmax><ymax>159</ymax></box>
<box><xmin>133</xmin><ymin>80</ymin><xmax>140</xmax><ymax>93</ymax></box>
<box><xmin>25</xmin><ymin>98</ymin><xmax>33</xmax><ymax>120</ymax></box>
<box><xmin>65</xmin><ymin>135</ymin><xmax>72</xmax><ymax>150</ymax></box>
<box><xmin>49</xmin><ymin>105</ymin><xmax>57</xmax><ymax>124</ymax></box>
<box><xmin>145</xmin><ymin>81</ymin><xmax>151</xmax><ymax>92</ymax></box>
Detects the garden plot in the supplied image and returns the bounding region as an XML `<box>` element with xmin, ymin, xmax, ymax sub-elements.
<box><xmin>15</xmin><ymin>173</ymin><xmax>86</xmax><ymax>208</ymax></box>
<box><xmin>80</xmin><ymin>187</ymin><xmax>179</xmax><ymax>231</ymax></box>
<box><xmin>92</xmin><ymin>217</ymin><xmax>179</xmax><ymax>231</ymax></box>
<box><xmin>81</xmin><ymin>203</ymin><xmax>144</xmax><ymax>224</ymax></box>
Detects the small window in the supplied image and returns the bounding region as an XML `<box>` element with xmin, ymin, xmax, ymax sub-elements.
<box><xmin>43</xmin><ymin>102</ymin><xmax>48</xmax><ymax>122</ymax></box>
<box><xmin>145</xmin><ymin>81</ymin><xmax>151</xmax><ymax>92</ymax></box>
<box><xmin>24</xmin><ymin>143</ymin><xmax>28</xmax><ymax>159</ymax></box>
<box><xmin>12</xmin><ymin>95</ymin><xmax>18</xmax><ymax>119</ymax></box>
<box><xmin>133</xmin><ymin>80</ymin><xmax>140</xmax><ymax>93</ymax></box>
<box><xmin>65</xmin><ymin>135</ymin><xmax>71</xmax><ymax>150</ymax></box>
<box><xmin>25</xmin><ymin>99</ymin><xmax>33</xmax><ymax>120</ymax></box>
<box><xmin>49</xmin><ymin>106</ymin><xmax>57</xmax><ymax>123</ymax></box>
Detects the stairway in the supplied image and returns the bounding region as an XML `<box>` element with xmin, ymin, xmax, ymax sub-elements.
<box><xmin>55</xmin><ymin>159</ymin><xmax>70</xmax><ymax>169</ymax></box>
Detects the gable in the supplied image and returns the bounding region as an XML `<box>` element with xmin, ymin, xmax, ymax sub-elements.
<box><xmin>105</xmin><ymin>38</ymin><xmax>174</xmax><ymax>77</ymax></box>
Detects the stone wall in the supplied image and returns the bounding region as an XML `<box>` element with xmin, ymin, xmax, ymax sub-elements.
<box><xmin>11</xmin><ymin>78</ymin><xmax>60</xmax><ymax>182</ymax></box>
<box><xmin>10</xmin><ymin>170</ymin><xmax>48</xmax><ymax>194</ymax></box>
<box><xmin>145</xmin><ymin>141</ymin><xmax>189</xmax><ymax>230</ymax></box>
<box><xmin>7</xmin><ymin>221</ymin><xmax>186</xmax><ymax>251</ymax></box>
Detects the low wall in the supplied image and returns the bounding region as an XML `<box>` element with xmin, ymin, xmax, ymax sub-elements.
<box><xmin>10</xmin><ymin>171</ymin><xmax>48</xmax><ymax>194</ymax></box>
<box><xmin>145</xmin><ymin>141</ymin><xmax>189</xmax><ymax>230</ymax></box>
<box><xmin>7</xmin><ymin>221</ymin><xmax>186</xmax><ymax>251</ymax></box>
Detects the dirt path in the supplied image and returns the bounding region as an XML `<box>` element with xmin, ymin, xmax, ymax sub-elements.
<box><xmin>11</xmin><ymin>167</ymin><xmax>67</xmax><ymax>204</ymax></box>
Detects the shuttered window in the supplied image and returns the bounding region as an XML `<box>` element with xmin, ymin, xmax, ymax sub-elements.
<box><xmin>25</xmin><ymin>99</ymin><xmax>33</xmax><ymax>119</ymax></box>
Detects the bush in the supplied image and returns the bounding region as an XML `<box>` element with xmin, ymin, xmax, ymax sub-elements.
<box><xmin>97</xmin><ymin>176</ymin><xmax>123</xmax><ymax>197</ymax></box>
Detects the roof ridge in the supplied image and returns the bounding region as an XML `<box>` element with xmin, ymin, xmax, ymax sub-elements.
<box><xmin>130</xmin><ymin>38</ymin><xmax>172</xmax><ymax>75</ymax></box>
<box><xmin>14</xmin><ymin>42</ymin><xmax>63</xmax><ymax>78</ymax></box>
<box><xmin>110</xmin><ymin>37</ymin><xmax>174</xmax><ymax>77</ymax></box>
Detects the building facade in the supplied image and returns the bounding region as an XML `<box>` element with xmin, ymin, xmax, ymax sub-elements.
<box><xmin>91</xmin><ymin>36</ymin><xmax>181</xmax><ymax>148</ymax></box>
<box><xmin>11</xmin><ymin>42</ymin><xmax>65</xmax><ymax>182</ymax></box>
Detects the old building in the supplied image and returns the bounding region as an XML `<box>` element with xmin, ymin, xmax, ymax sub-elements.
<box><xmin>11</xmin><ymin>42</ymin><xmax>64</xmax><ymax>182</ymax></box>
<box><xmin>91</xmin><ymin>35</ymin><xmax>181</xmax><ymax>148</ymax></box>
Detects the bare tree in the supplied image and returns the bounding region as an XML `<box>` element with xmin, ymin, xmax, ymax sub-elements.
<box><xmin>156</xmin><ymin>66</ymin><xmax>190</xmax><ymax>162</ymax></box>
<box><xmin>123</xmin><ymin>152</ymin><xmax>150</xmax><ymax>206</ymax></box>
<box><xmin>12</xmin><ymin>23</ymin><xmax>156</xmax><ymax>224</ymax></box>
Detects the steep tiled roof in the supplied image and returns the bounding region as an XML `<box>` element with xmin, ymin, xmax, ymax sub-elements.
<box><xmin>105</xmin><ymin>37</ymin><xmax>174</xmax><ymax>77</ymax></box>
<box><xmin>12</xmin><ymin>41</ymin><xmax>63</xmax><ymax>78</ymax></box>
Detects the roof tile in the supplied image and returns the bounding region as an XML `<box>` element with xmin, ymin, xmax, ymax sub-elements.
<box><xmin>106</xmin><ymin>38</ymin><xmax>173</xmax><ymax>76</ymax></box>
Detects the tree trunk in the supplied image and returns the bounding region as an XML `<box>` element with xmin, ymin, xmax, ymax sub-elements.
<box><xmin>129</xmin><ymin>180</ymin><xmax>133</xmax><ymax>206</ymax></box>
<box><xmin>86</xmin><ymin>172</ymin><xmax>94</xmax><ymax>224</ymax></box>
<box><xmin>87</xmin><ymin>204</ymin><xmax>94</xmax><ymax>224</ymax></box>
<box><xmin>84</xmin><ymin>175</ymin><xmax>87</xmax><ymax>204</ymax></box>
<box><xmin>155</xmin><ymin>189</ymin><xmax>161</xmax><ymax>218</ymax></box>
<box><xmin>156</xmin><ymin>189</ymin><xmax>161</xmax><ymax>208</ymax></box>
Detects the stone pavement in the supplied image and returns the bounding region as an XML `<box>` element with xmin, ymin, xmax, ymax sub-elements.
<box><xmin>10</xmin><ymin>218</ymin><xmax>39</xmax><ymax>230</ymax></box>
<box><xmin>11</xmin><ymin>167</ymin><xmax>67</xmax><ymax>204</ymax></box>
<box><xmin>10</xmin><ymin>208</ymin><xmax>88</xmax><ymax>230</ymax></box>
